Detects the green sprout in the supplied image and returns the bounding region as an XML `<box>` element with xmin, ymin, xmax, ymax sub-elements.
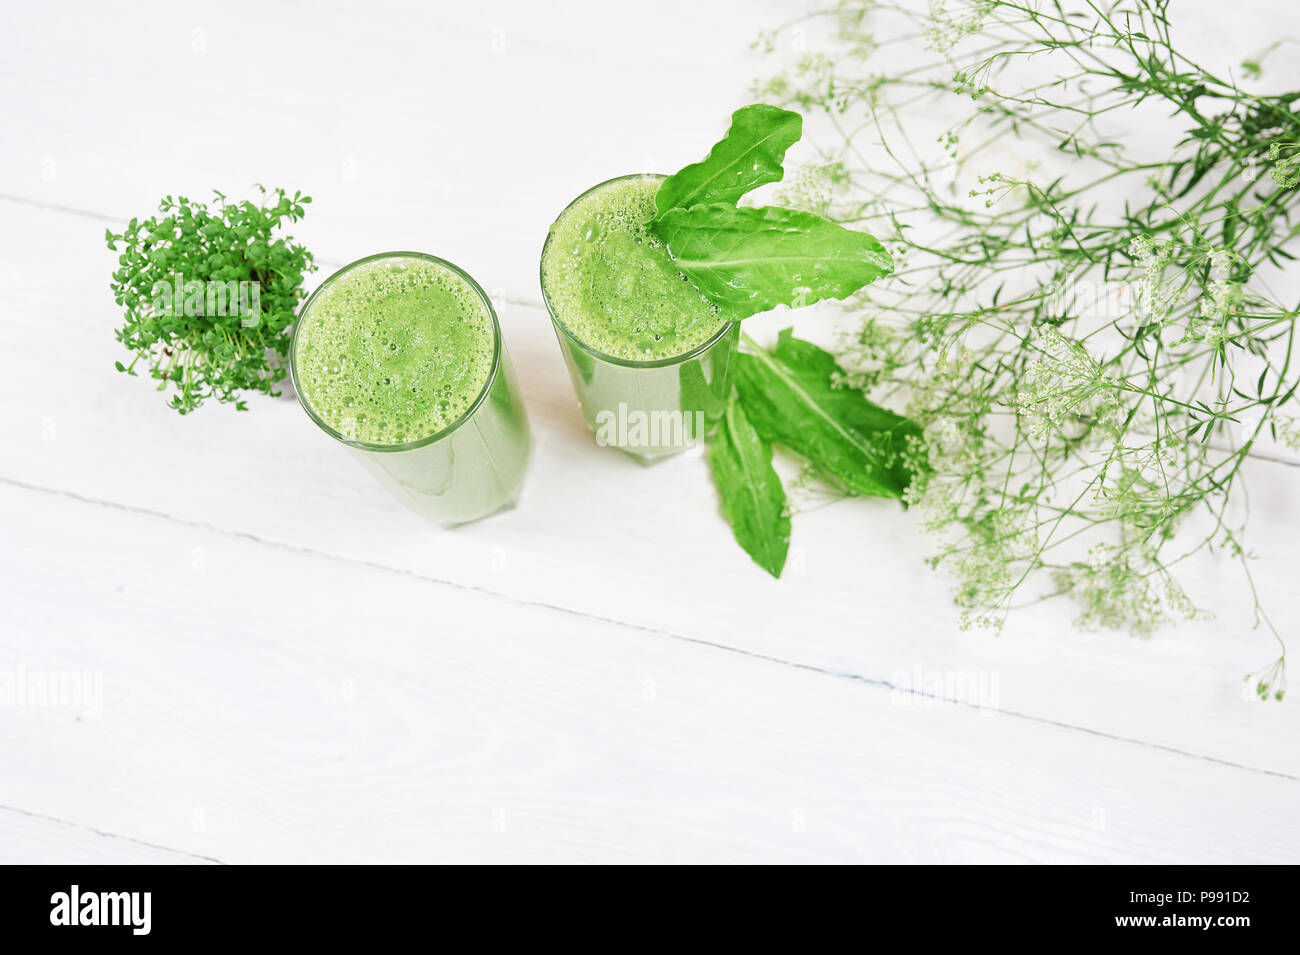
<box><xmin>107</xmin><ymin>186</ymin><xmax>314</xmax><ymax>414</ymax></box>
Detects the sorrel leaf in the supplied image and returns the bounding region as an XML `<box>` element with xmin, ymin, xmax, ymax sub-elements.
<box><xmin>653</xmin><ymin>104</ymin><xmax>802</xmax><ymax>218</ymax></box>
<box><xmin>654</xmin><ymin>204</ymin><xmax>893</xmax><ymax>319</ymax></box>
<box><xmin>709</xmin><ymin>399</ymin><xmax>790</xmax><ymax>577</ymax></box>
<box><xmin>734</xmin><ymin>330</ymin><xmax>923</xmax><ymax>497</ymax></box>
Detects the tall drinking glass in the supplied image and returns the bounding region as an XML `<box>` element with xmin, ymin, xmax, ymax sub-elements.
<box><xmin>540</xmin><ymin>174</ymin><xmax>739</xmax><ymax>464</ymax></box>
<box><xmin>291</xmin><ymin>251</ymin><xmax>531</xmax><ymax>526</ymax></box>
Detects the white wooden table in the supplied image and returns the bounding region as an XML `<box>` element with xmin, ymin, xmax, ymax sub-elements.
<box><xmin>1</xmin><ymin>0</ymin><xmax>1297</xmax><ymax>864</ymax></box>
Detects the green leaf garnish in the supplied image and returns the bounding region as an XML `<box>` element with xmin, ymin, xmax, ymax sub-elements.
<box><xmin>662</xmin><ymin>105</ymin><xmax>909</xmax><ymax>574</ymax></box>
<box><xmin>654</xmin><ymin>204</ymin><xmax>893</xmax><ymax>319</ymax></box>
<box><xmin>735</xmin><ymin>330</ymin><xmax>924</xmax><ymax>498</ymax></box>
<box><xmin>650</xmin><ymin>103</ymin><xmax>892</xmax><ymax>319</ymax></box>
<box><xmin>709</xmin><ymin>398</ymin><xmax>790</xmax><ymax>577</ymax></box>
<box><xmin>653</xmin><ymin>104</ymin><xmax>802</xmax><ymax>218</ymax></box>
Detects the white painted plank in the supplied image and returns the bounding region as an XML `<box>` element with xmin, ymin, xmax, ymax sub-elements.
<box><xmin>1</xmin><ymin>199</ymin><xmax>1296</xmax><ymax>779</ymax></box>
<box><xmin>1</xmin><ymin>0</ymin><xmax>1298</xmax><ymax>865</ymax></box>
<box><xmin>0</xmin><ymin>0</ymin><xmax>796</xmax><ymax>304</ymax></box>
<box><xmin>0</xmin><ymin>807</ymin><xmax>215</xmax><ymax>864</ymax></box>
<box><xmin>2</xmin><ymin>482</ymin><xmax>1296</xmax><ymax>864</ymax></box>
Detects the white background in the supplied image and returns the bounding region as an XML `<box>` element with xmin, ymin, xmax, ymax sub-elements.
<box><xmin>1</xmin><ymin>0</ymin><xmax>1297</xmax><ymax>863</ymax></box>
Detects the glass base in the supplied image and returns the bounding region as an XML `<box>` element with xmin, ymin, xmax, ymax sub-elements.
<box><xmin>437</xmin><ymin>487</ymin><xmax>522</xmax><ymax>528</ymax></box>
<box><xmin>615</xmin><ymin>444</ymin><xmax>687</xmax><ymax>467</ymax></box>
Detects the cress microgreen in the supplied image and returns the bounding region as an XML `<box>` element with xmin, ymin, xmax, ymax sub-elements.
<box><xmin>106</xmin><ymin>186</ymin><xmax>315</xmax><ymax>414</ymax></box>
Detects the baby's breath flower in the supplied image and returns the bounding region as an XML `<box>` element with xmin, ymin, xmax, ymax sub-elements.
<box><xmin>1199</xmin><ymin>276</ymin><xmax>1243</xmax><ymax>323</ymax></box>
<box><xmin>1015</xmin><ymin>327</ymin><xmax>1118</xmax><ymax>438</ymax></box>
<box><xmin>1129</xmin><ymin>233</ymin><xmax>1180</xmax><ymax>326</ymax></box>
<box><xmin>923</xmin><ymin>0</ymin><xmax>996</xmax><ymax>54</ymax></box>
<box><xmin>1053</xmin><ymin>543</ymin><xmax>1178</xmax><ymax>635</ymax></box>
<box><xmin>1275</xmin><ymin>416</ymin><xmax>1300</xmax><ymax>451</ymax></box>
<box><xmin>760</xmin><ymin>0</ymin><xmax>1295</xmax><ymax>688</ymax></box>
<box><xmin>1269</xmin><ymin>142</ymin><xmax>1299</xmax><ymax>188</ymax></box>
<box><xmin>775</xmin><ymin>161</ymin><xmax>848</xmax><ymax>217</ymax></box>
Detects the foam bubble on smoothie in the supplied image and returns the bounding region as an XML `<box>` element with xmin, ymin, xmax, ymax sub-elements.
<box><xmin>541</xmin><ymin>175</ymin><xmax>728</xmax><ymax>362</ymax></box>
<box><xmin>294</xmin><ymin>256</ymin><xmax>495</xmax><ymax>446</ymax></box>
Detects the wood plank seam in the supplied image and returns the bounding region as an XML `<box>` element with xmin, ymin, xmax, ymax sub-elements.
<box><xmin>6</xmin><ymin>472</ymin><xmax>1297</xmax><ymax>785</ymax></box>
<box><xmin>0</xmin><ymin>803</ymin><xmax>225</xmax><ymax>864</ymax></box>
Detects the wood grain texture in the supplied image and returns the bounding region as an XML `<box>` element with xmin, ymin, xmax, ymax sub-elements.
<box><xmin>2</xmin><ymin>200</ymin><xmax>1295</xmax><ymax>775</ymax></box>
<box><xmin>0</xmin><ymin>809</ymin><xmax>216</xmax><ymax>864</ymax></box>
<box><xmin>3</xmin><ymin>484</ymin><xmax>1297</xmax><ymax>863</ymax></box>
<box><xmin>0</xmin><ymin>0</ymin><xmax>1297</xmax><ymax>863</ymax></box>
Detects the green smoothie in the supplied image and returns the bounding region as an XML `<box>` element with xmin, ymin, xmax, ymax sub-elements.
<box><xmin>294</xmin><ymin>256</ymin><xmax>495</xmax><ymax>445</ymax></box>
<box><xmin>541</xmin><ymin>175</ymin><xmax>728</xmax><ymax>361</ymax></box>
<box><xmin>540</xmin><ymin>175</ymin><xmax>739</xmax><ymax>463</ymax></box>
<box><xmin>292</xmin><ymin>252</ymin><xmax>531</xmax><ymax>525</ymax></box>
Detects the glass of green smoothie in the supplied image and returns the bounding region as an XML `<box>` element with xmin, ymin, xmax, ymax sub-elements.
<box><xmin>540</xmin><ymin>174</ymin><xmax>739</xmax><ymax>464</ymax></box>
<box><xmin>291</xmin><ymin>251</ymin><xmax>531</xmax><ymax>526</ymax></box>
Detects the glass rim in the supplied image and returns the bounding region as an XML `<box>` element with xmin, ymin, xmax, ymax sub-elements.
<box><xmin>290</xmin><ymin>250</ymin><xmax>503</xmax><ymax>454</ymax></box>
<box><xmin>539</xmin><ymin>173</ymin><xmax>737</xmax><ymax>370</ymax></box>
